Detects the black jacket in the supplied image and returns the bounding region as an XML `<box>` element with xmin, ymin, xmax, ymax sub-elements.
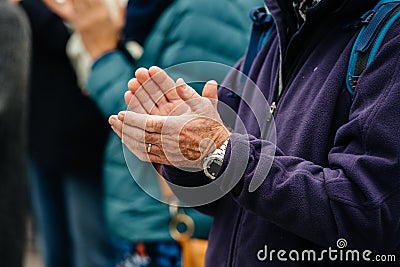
<box><xmin>21</xmin><ymin>0</ymin><xmax>109</xmax><ymax>174</ymax></box>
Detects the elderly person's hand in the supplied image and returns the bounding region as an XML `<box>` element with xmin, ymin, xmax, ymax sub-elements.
<box><xmin>124</xmin><ymin>66</ymin><xmax>186</xmax><ymax>116</ymax></box>
<box><xmin>42</xmin><ymin>0</ymin><xmax>75</xmax><ymax>21</ymax></box>
<box><xmin>68</xmin><ymin>0</ymin><xmax>125</xmax><ymax>60</ymax></box>
<box><xmin>109</xmin><ymin>67</ymin><xmax>231</xmax><ymax>168</ymax></box>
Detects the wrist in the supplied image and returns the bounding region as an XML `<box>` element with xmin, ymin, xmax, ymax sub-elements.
<box><xmin>215</xmin><ymin>130</ymin><xmax>231</xmax><ymax>149</ymax></box>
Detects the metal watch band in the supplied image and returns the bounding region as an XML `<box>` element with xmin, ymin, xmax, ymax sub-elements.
<box><xmin>202</xmin><ymin>139</ymin><xmax>229</xmax><ymax>180</ymax></box>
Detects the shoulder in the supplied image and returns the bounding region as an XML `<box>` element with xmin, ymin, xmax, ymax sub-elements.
<box><xmin>140</xmin><ymin>0</ymin><xmax>263</xmax><ymax>73</ymax></box>
<box><xmin>169</xmin><ymin>0</ymin><xmax>262</xmax><ymax>28</ymax></box>
<box><xmin>152</xmin><ymin>0</ymin><xmax>262</xmax><ymax>34</ymax></box>
<box><xmin>144</xmin><ymin>0</ymin><xmax>261</xmax><ymax>57</ymax></box>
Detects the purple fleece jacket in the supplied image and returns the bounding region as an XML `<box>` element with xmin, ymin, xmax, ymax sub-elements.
<box><xmin>163</xmin><ymin>0</ymin><xmax>400</xmax><ymax>266</ymax></box>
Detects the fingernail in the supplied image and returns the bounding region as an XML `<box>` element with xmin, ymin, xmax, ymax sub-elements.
<box><xmin>176</xmin><ymin>78</ymin><xmax>186</xmax><ymax>87</ymax></box>
<box><xmin>118</xmin><ymin>111</ymin><xmax>126</xmax><ymax>121</ymax></box>
<box><xmin>128</xmin><ymin>78</ymin><xmax>134</xmax><ymax>86</ymax></box>
<box><xmin>109</xmin><ymin>116</ymin><xmax>116</xmax><ymax>125</ymax></box>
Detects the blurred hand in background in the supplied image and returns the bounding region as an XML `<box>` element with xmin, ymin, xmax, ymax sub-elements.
<box><xmin>42</xmin><ymin>0</ymin><xmax>75</xmax><ymax>21</ymax></box>
<box><xmin>71</xmin><ymin>0</ymin><xmax>126</xmax><ymax>59</ymax></box>
<box><xmin>42</xmin><ymin>0</ymin><xmax>126</xmax><ymax>60</ymax></box>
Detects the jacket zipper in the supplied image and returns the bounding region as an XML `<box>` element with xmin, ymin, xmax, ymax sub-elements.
<box><xmin>263</xmin><ymin>21</ymin><xmax>309</xmax><ymax>140</ymax></box>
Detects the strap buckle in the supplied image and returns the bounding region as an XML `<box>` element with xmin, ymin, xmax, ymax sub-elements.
<box><xmin>360</xmin><ymin>10</ymin><xmax>376</xmax><ymax>24</ymax></box>
<box><xmin>250</xmin><ymin>7</ymin><xmax>273</xmax><ymax>30</ymax></box>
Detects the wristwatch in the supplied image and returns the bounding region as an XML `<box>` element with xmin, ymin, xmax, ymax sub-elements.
<box><xmin>202</xmin><ymin>139</ymin><xmax>229</xmax><ymax>180</ymax></box>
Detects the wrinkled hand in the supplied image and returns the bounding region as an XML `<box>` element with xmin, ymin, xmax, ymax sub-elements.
<box><xmin>70</xmin><ymin>0</ymin><xmax>125</xmax><ymax>59</ymax></box>
<box><xmin>124</xmin><ymin>66</ymin><xmax>187</xmax><ymax>116</ymax></box>
<box><xmin>109</xmin><ymin>67</ymin><xmax>230</xmax><ymax>168</ymax></box>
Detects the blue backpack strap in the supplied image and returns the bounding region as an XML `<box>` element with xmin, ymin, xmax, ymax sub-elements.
<box><xmin>347</xmin><ymin>0</ymin><xmax>400</xmax><ymax>99</ymax></box>
<box><xmin>227</xmin><ymin>7</ymin><xmax>275</xmax><ymax>98</ymax></box>
<box><xmin>242</xmin><ymin>7</ymin><xmax>275</xmax><ymax>77</ymax></box>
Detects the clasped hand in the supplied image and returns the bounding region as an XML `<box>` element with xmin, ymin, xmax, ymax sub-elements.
<box><xmin>109</xmin><ymin>67</ymin><xmax>231</xmax><ymax>169</ymax></box>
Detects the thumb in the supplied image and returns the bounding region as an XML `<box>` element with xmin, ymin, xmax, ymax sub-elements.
<box><xmin>124</xmin><ymin>91</ymin><xmax>133</xmax><ymax>107</ymax></box>
<box><xmin>176</xmin><ymin>78</ymin><xmax>201</xmax><ymax>102</ymax></box>
<box><xmin>202</xmin><ymin>80</ymin><xmax>218</xmax><ymax>108</ymax></box>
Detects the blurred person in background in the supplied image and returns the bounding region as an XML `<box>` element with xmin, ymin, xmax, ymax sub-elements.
<box><xmin>19</xmin><ymin>0</ymin><xmax>122</xmax><ymax>266</ymax></box>
<box><xmin>0</xmin><ymin>0</ymin><xmax>30</xmax><ymax>266</ymax></box>
<box><xmin>47</xmin><ymin>0</ymin><xmax>262</xmax><ymax>266</ymax></box>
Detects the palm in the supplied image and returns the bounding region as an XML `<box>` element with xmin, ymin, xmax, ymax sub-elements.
<box><xmin>126</xmin><ymin>66</ymin><xmax>219</xmax><ymax>118</ymax></box>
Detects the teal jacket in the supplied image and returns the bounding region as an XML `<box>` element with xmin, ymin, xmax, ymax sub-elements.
<box><xmin>88</xmin><ymin>0</ymin><xmax>262</xmax><ymax>242</ymax></box>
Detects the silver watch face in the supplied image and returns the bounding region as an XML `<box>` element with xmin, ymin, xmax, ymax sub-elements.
<box><xmin>208</xmin><ymin>161</ymin><xmax>222</xmax><ymax>178</ymax></box>
<box><xmin>203</xmin><ymin>139</ymin><xmax>228</xmax><ymax>180</ymax></box>
<box><xmin>204</xmin><ymin>156</ymin><xmax>223</xmax><ymax>180</ymax></box>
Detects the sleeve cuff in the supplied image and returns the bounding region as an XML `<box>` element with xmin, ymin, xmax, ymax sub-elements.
<box><xmin>91</xmin><ymin>50</ymin><xmax>120</xmax><ymax>70</ymax></box>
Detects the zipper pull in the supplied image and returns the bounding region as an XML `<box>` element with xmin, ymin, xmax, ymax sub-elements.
<box><xmin>267</xmin><ymin>102</ymin><xmax>277</xmax><ymax>122</ymax></box>
<box><xmin>263</xmin><ymin>101</ymin><xmax>277</xmax><ymax>140</ymax></box>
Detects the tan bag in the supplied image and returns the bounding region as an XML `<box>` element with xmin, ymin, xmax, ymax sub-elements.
<box><xmin>156</xmin><ymin>164</ymin><xmax>208</xmax><ymax>267</ymax></box>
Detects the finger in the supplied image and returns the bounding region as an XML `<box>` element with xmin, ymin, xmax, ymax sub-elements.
<box><xmin>111</xmin><ymin>125</ymin><xmax>122</xmax><ymax>139</ymax></box>
<box><xmin>144</xmin><ymin>152</ymin><xmax>167</xmax><ymax>165</ymax></box>
<box><xmin>176</xmin><ymin>78</ymin><xmax>205</xmax><ymax>112</ymax></box>
<box><xmin>128</xmin><ymin>78</ymin><xmax>166</xmax><ymax>114</ymax></box>
<box><xmin>133</xmin><ymin>69</ymin><xmax>158</xmax><ymax>113</ymax></box>
<box><xmin>135</xmin><ymin>67</ymin><xmax>151</xmax><ymax>86</ymax></box>
<box><xmin>146</xmin><ymin>153</ymin><xmax>165</xmax><ymax>164</ymax></box>
<box><xmin>124</xmin><ymin>91</ymin><xmax>133</xmax><ymax>107</ymax></box>
<box><xmin>145</xmin><ymin>132</ymin><xmax>163</xmax><ymax>147</ymax></box>
<box><xmin>133</xmin><ymin>86</ymin><xmax>157</xmax><ymax>113</ymax></box>
<box><xmin>146</xmin><ymin>143</ymin><xmax>164</xmax><ymax>156</ymax></box>
<box><xmin>148</xmin><ymin>66</ymin><xmax>180</xmax><ymax>102</ymax></box>
<box><xmin>120</xmin><ymin>111</ymin><xmax>166</xmax><ymax>133</ymax></box>
<box><xmin>140</xmin><ymin>73</ymin><xmax>169</xmax><ymax>109</ymax></box>
<box><xmin>202</xmin><ymin>80</ymin><xmax>219</xmax><ymax>108</ymax></box>
<box><xmin>125</xmin><ymin>93</ymin><xmax>147</xmax><ymax>114</ymax></box>
<box><xmin>121</xmin><ymin>122</ymin><xmax>145</xmax><ymax>144</ymax></box>
<box><xmin>147</xmin><ymin>148</ymin><xmax>171</xmax><ymax>165</ymax></box>
<box><xmin>109</xmin><ymin>115</ymin><xmax>123</xmax><ymax>138</ymax></box>
<box><xmin>118</xmin><ymin>111</ymin><xmax>125</xmax><ymax>121</ymax></box>
<box><xmin>176</xmin><ymin>78</ymin><xmax>201</xmax><ymax>101</ymax></box>
<box><xmin>202</xmin><ymin>80</ymin><xmax>218</xmax><ymax>100</ymax></box>
<box><xmin>120</xmin><ymin>126</ymin><xmax>168</xmax><ymax>164</ymax></box>
<box><xmin>127</xmin><ymin>78</ymin><xmax>141</xmax><ymax>94</ymax></box>
<box><xmin>122</xmin><ymin>136</ymin><xmax>167</xmax><ymax>164</ymax></box>
<box><xmin>120</xmin><ymin>119</ymin><xmax>164</xmax><ymax>146</ymax></box>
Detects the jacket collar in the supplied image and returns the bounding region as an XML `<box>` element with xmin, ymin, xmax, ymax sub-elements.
<box><xmin>264</xmin><ymin>0</ymin><xmax>379</xmax><ymax>53</ymax></box>
<box><xmin>264</xmin><ymin>0</ymin><xmax>379</xmax><ymax>31</ymax></box>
